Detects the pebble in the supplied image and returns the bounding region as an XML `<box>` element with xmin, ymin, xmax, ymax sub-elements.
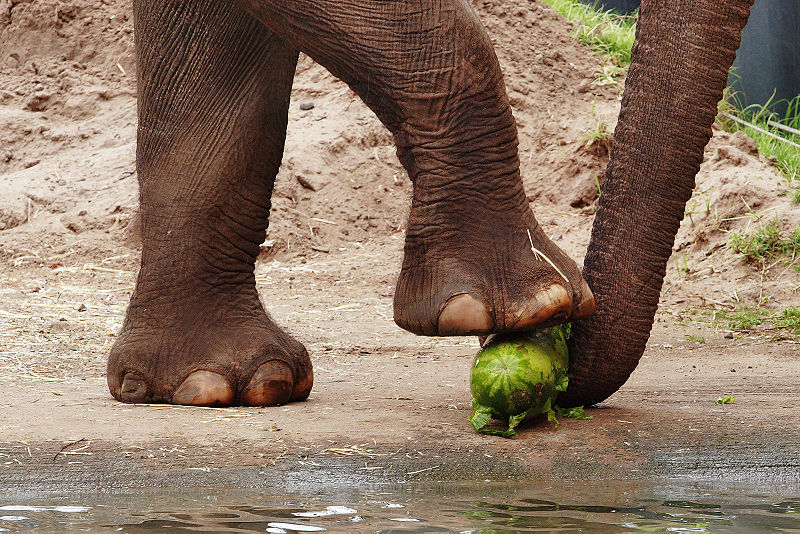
<box><xmin>299</xmin><ymin>101</ymin><xmax>315</xmax><ymax>110</ymax></box>
<box><xmin>296</xmin><ymin>174</ymin><xmax>328</xmax><ymax>192</ymax></box>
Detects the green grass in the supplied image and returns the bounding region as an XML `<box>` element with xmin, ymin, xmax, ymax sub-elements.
<box><xmin>717</xmin><ymin>91</ymin><xmax>800</xmax><ymax>199</ymax></box>
<box><xmin>686</xmin><ymin>306</ymin><xmax>800</xmax><ymax>336</ymax></box>
<box><xmin>723</xmin><ymin>307</ymin><xmax>771</xmax><ymax>330</ymax></box>
<box><xmin>728</xmin><ymin>217</ymin><xmax>800</xmax><ymax>264</ymax></box>
<box><xmin>776</xmin><ymin>307</ymin><xmax>800</xmax><ymax>333</ymax></box>
<box><xmin>685</xmin><ymin>334</ymin><xmax>706</xmax><ymax>344</ymax></box>
<box><xmin>538</xmin><ymin>0</ymin><xmax>637</xmax><ymax>67</ymax></box>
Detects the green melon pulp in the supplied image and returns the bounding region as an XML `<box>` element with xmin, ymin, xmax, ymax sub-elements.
<box><xmin>469</xmin><ymin>325</ymin><xmax>570</xmax><ymax>436</ymax></box>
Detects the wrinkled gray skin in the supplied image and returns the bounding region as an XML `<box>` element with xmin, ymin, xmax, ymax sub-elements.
<box><xmin>106</xmin><ymin>0</ymin><xmax>753</xmax><ymax>407</ymax></box>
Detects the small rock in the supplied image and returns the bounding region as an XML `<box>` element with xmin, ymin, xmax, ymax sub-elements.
<box><xmin>296</xmin><ymin>174</ymin><xmax>328</xmax><ymax>192</ymax></box>
<box><xmin>77</xmin><ymin>303</ymin><xmax>87</xmax><ymax>312</ymax></box>
<box><xmin>49</xmin><ymin>320</ymin><xmax>71</xmax><ymax>332</ymax></box>
<box><xmin>724</xmin><ymin>332</ymin><xmax>734</xmax><ymax>339</ymax></box>
<box><xmin>118</xmin><ymin>168</ymin><xmax>136</xmax><ymax>180</ymax></box>
<box><xmin>576</xmin><ymin>79</ymin><xmax>592</xmax><ymax>93</ymax></box>
<box><xmin>299</xmin><ymin>101</ymin><xmax>315</xmax><ymax>110</ymax></box>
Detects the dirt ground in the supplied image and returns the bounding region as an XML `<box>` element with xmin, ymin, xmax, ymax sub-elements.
<box><xmin>1</xmin><ymin>0</ymin><xmax>799</xmax><ymax>490</ymax></box>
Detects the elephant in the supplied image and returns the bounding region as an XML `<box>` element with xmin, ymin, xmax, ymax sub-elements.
<box><xmin>106</xmin><ymin>0</ymin><xmax>754</xmax><ymax>407</ymax></box>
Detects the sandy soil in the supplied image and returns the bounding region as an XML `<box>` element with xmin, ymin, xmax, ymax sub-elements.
<box><xmin>2</xmin><ymin>252</ymin><xmax>800</xmax><ymax>490</ymax></box>
<box><xmin>1</xmin><ymin>0</ymin><xmax>799</xmax><ymax>489</ymax></box>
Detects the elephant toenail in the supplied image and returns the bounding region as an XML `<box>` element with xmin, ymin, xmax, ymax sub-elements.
<box><xmin>573</xmin><ymin>277</ymin><xmax>597</xmax><ymax>318</ymax></box>
<box><xmin>291</xmin><ymin>367</ymin><xmax>314</xmax><ymax>401</ymax></box>
<box><xmin>510</xmin><ymin>283</ymin><xmax>573</xmax><ymax>330</ymax></box>
<box><xmin>172</xmin><ymin>370</ymin><xmax>234</xmax><ymax>406</ymax></box>
<box><xmin>120</xmin><ymin>373</ymin><xmax>148</xmax><ymax>403</ymax></box>
<box><xmin>242</xmin><ymin>361</ymin><xmax>294</xmax><ymax>406</ymax></box>
<box><xmin>437</xmin><ymin>294</ymin><xmax>494</xmax><ymax>335</ymax></box>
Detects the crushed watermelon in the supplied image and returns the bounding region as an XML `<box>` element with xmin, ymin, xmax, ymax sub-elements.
<box><xmin>469</xmin><ymin>325</ymin><xmax>589</xmax><ymax>437</ymax></box>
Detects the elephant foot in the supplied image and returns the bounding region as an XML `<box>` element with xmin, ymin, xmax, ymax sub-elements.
<box><xmin>393</xmin><ymin>208</ymin><xmax>595</xmax><ymax>336</ymax></box>
<box><xmin>107</xmin><ymin>292</ymin><xmax>312</xmax><ymax>406</ymax></box>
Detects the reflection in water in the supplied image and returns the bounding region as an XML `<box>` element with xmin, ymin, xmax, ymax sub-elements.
<box><xmin>1</xmin><ymin>482</ymin><xmax>798</xmax><ymax>532</ymax></box>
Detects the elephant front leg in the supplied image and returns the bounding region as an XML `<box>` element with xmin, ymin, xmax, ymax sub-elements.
<box><xmin>107</xmin><ymin>0</ymin><xmax>311</xmax><ymax>406</ymax></box>
<box><xmin>237</xmin><ymin>0</ymin><xmax>595</xmax><ymax>336</ymax></box>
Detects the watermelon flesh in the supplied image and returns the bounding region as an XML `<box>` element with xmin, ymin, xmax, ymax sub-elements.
<box><xmin>469</xmin><ymin>325</ymin><xmax>587</xmax><ymax>437</ymax></box>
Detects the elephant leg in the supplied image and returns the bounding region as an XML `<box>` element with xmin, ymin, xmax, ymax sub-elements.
<box><xmin>235</xmin><ymin>0</ymin><xmax>595</xmax><ymax>336</ymax></box>
<box><xmin>107</xmin><ymin>0</ymin><xmax>313</xmax><ymax>406</ymax></box>
<box><xmin>560</xmin><ymin>0</ymin><xmax>754</xmax><ymax>407</ymax></box>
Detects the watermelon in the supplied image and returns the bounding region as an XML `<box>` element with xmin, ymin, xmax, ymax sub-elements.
<box><xmin>469</xmin><ymin>325</ymin><xmax>588</xmax><ymax>437</ymax></box>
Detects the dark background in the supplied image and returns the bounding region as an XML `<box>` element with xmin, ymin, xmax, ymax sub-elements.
<box><xmin>729</xmin><ymin>0</ymin><xmax>800</xmax><ymax>116</ymax></box>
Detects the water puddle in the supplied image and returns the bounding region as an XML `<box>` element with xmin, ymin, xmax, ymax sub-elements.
<box><xmin>2</xmin><ymin>480</ymin><xmax>799</xmax><ymax>532</ymax></box>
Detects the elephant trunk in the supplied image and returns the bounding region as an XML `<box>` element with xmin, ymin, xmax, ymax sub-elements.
<box><xmin>560</xmin><ymin>0</ymin><xmax>754</xmax><ymax>407</ymax></box>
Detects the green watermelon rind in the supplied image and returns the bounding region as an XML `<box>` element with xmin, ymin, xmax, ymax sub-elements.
<box><xmin>469</xmin><ymin>326</ymin><xmax>570</xmax><ymax>435</ymax></box>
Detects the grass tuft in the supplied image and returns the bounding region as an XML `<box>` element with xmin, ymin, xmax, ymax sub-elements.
<box><xmin>538</xmin><ymin>0</ymin><xmax>637</xmax><ymax>67</ymax></box>
<box><xmin>723</xmin><ymin>307</ymin><xmax>770</xmax><ymax>330</ymax></box>
<box><xmin>728</xmin><ymin>217</ymin><xmax>800</xmax><ymax>264</ymax></box>
<box><xmin>580</xmin><ymin>100</ymin><xmax>613</xmax><ymax>155</ymax></box>
<box><xmin>775</xmin><ymin>307</ymin><xmax>800</xmax><ymax>334</ymax></box>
